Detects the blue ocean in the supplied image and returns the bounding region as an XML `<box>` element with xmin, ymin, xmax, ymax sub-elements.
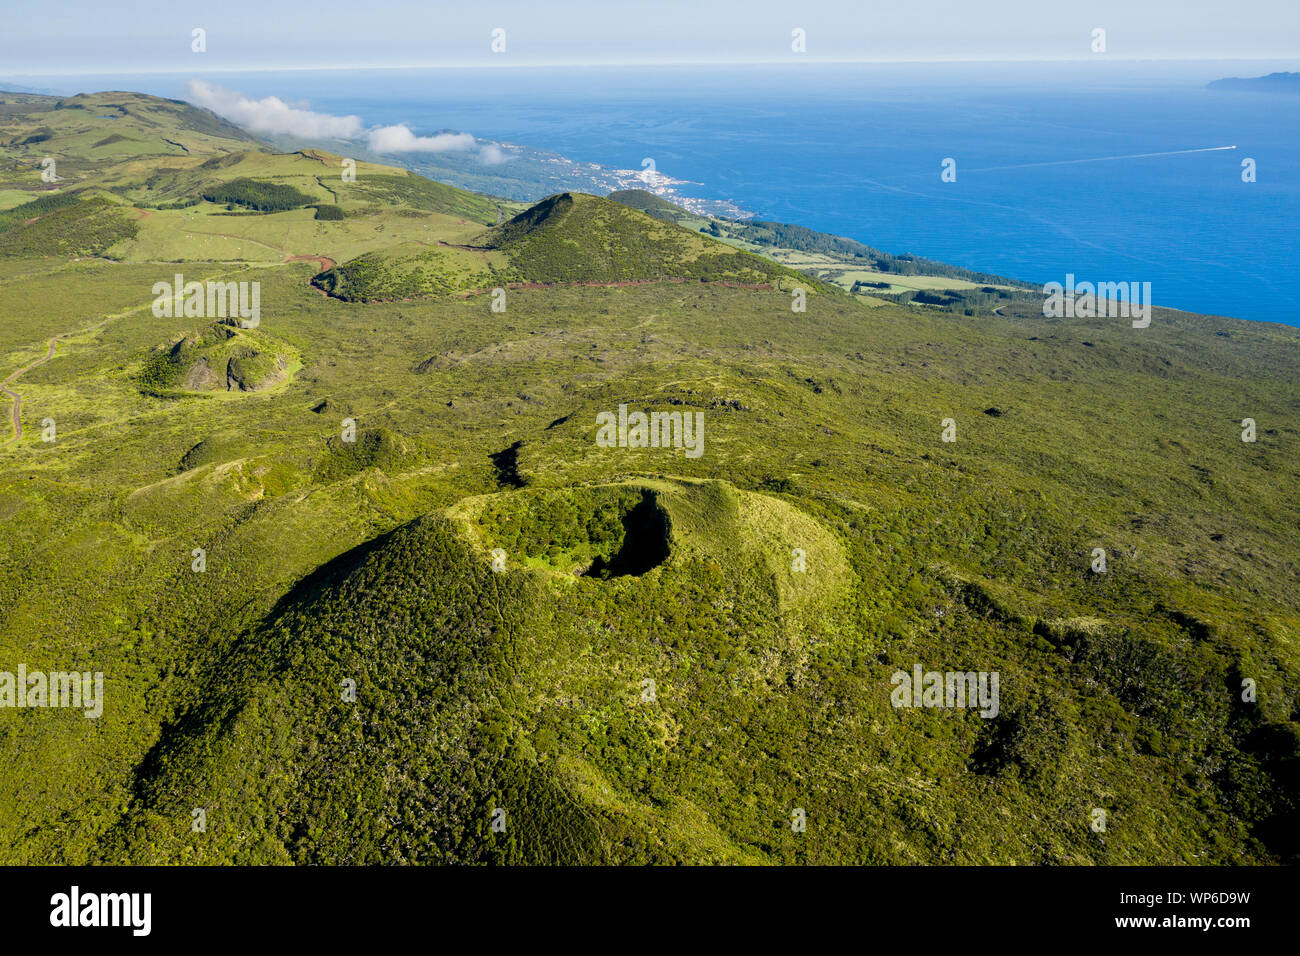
<box><xmin>24</xmin><ymin>61</ymin><xmax>1300</xmax><ymax>323</ymax></box>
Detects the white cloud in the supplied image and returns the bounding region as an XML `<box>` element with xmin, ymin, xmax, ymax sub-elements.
<box><xmin>367</xmin><ymin>123</ymin><xmax>476</xmax><ymax>153</ymax></box>
<box><xmin>478</xmin><ymin>143</ymin><xmax>516</xmax><ymax>166</ymax></box>
<box><xmin>186</xmin><ymin>81</ymin><xmax>484</xmax><ymax>159</ymax></box>
<box><xmin>186</xmin><ymin>80</ymin><xmax>363</xmax><ymax>139</ymax></box>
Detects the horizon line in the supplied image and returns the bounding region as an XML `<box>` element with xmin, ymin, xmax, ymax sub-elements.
<box><xmin>5</xmin><ymin>55</ymin><xmax>1299</xmax><ymax>78</ymax></box>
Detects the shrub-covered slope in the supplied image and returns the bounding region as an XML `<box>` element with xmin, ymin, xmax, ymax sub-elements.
<box><xmin>107</xmin><ymin>514</ymin><xmax>607</xmax><ymax>864</ymax></box>
<box><xmin>486</xmin><ymin>192</ymin><xmax>795</xmax><ymax>285</ymax></box>
<box><xmin>107</xmin><ymin>479</ymin><xmax>853</xmax><ymax>864</ymax></box>
<box><xmin>312</xmin><ymin>192</ymin><xmax>816</xmax><ymax>301</ymax></box>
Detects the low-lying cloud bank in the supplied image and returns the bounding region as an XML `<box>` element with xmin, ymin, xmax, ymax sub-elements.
<box><xmin>365</xmin><ymin>123</ymin><xmax>475</xmax><ymax>153</ymax></box>
<box><xmin>186</xmin><ymin>80</ymin><xmax>513</xmax><ymax>163</ymax></box>
<box><xmin>187</xmin><ymin>80</ymin><xmax>363</xmax><ymax>139</ymax></box>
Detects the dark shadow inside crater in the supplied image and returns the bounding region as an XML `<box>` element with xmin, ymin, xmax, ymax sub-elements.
<box><xmin>585</xmin><ymin>491</ymin><xmax>670</xmax><ymax>579</ymax></box>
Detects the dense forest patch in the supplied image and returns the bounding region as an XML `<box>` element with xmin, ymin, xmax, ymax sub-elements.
<box><xmin>200</xmin><ymin>177</ymin><xmax>314</xmax><ymax>212</ymax></box>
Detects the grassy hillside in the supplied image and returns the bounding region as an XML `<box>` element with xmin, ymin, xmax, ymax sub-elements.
<box><xmin>314</xmin><ymin>192</ymin><xmax>818</xmax><ymax>302</ymax></box>
<box><xmin>0</xmin><ymin>192</ymin><xmax>138</xmax><ymax>257</ymax></box>
<box><xmin>487</xmin><ymin>192</ymin><xmax>796</xmax><ymax>285</ymax></box>
<box><xmin>0</xmin><ymin>92</ymin><xmax>501</xmax><ymax>278</ymax></box>
<box><xmin>311</xmin><ymin>241</ymin><xmax>502</xmax><ymax>301</ymax></box>
<box><xmin>103</xmin><ymin>478</ymin><xmax>852</xmax><ymax>864</ymax></box>
<box><xmin>0</xmin><ymin>91</ymin><xmax>261</xmax><ymax>186</ymax></box>
<box><xmin>1</xmin><ymin>91</ymin><xmax>1298</xmax><ymax>867</ymax></box>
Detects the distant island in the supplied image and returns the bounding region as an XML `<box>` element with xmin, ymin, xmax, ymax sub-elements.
<box><xmin>1207</xmin><ymin>71</ymin><xmax>1300</xmax><ymax>93</ymax></box>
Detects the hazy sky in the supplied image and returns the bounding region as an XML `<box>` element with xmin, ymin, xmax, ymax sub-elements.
<box><xmin>5</xmin><ymin>0</ymin><xmax>1299</xmax><ymax>75</ymax></box>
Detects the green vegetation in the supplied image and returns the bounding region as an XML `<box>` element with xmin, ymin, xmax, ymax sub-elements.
<box><xmin>465</xmin><ymin>484</ymin><xmax>665</xmax><ymax>574</ymax></box>
<box><xmin>312</xmin><ymin>242</ymin><xmax>498</xmax><ymax>301</ymax></box>
<box><xmin>0</xmin><ymin>90</ymin><xmax>1297</xmax><ymax>867</ymax></box>
<box><xmin>200</xmin><ymin>177</ymin><xmax>315</xmax><ymax>212</ymax></box>
<box><xmin>312</xmin><ymin>426</ymin><xmax>422</xmax><ymax>482</ymax></box>
<box><xmin>0</xmin><ymin>192</ymin><xmax>138</xmax><ymax>257</ymax></box>
<box><xmin>733</xmin><ymin>218</ymin><xmax>1019</xmax><ymax>284</ymax></box>
<box><xmin>312</xmin><ymin>192</ymin><xmax>820</xmax><ymax>303</ymax></box>
<box><xmin>487</xmin><ymin>192</ymin><xmax>796</xmax><ymax>286</ymax></box>
<box><xmin>607</xmin><ymin>188</ymin><xmax>1035</xmax><ymax>309</ymax></box>
<box><xmin>343</xmin><ymin>172</ymin><xmax>500</xmax><ymax>224</ymax></box>
<box><xmin>136</xmin><ymin>322</ymin><xmax>298</xmax><ymax>395</ymax></box>
<box><xmin>0</xmin><ymin>190</ymin><xmax>87</xmax><ymax>228</ymax></box>
<box><xmin>103</xmin><ymin>513</ymin><xmax>609</xmax><ymax>864</ymax></box>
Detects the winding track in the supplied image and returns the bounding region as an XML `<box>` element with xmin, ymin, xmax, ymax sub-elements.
<box><xmin>2</xmin><ymin>338</ymin><xmax>57</xmax><ymax>444</ymax></box>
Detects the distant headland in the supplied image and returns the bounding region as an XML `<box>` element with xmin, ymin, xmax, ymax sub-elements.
<box><xmin>1207</xmin><ymin>71</ymin><xmax>1300</xmax><ymax>93</ymax></box>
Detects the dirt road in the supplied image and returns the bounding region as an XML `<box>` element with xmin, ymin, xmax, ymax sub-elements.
<box><xmin>2</xmin><ymin>338</ymin><xmax>57</xmax><ymax>444</ymax></box>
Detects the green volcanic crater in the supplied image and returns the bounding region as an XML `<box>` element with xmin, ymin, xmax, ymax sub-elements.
<box><xmin>137</xmin><ymin>322</ymin><xmax>299</xmax><ymax>395</ymax></box>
